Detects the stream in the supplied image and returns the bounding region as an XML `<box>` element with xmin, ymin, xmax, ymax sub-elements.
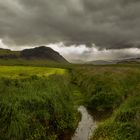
<box><xmin>72</xmin><ymin>106</ymin><xmax>97</xmax><ymax>140</ymax></box>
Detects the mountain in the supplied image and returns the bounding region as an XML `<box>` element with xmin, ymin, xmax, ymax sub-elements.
<box><xmin>70</xmin><ymin>59</ymin><xmax>85</xmax><ymax>64</ymax></box>
<box><xmin>86</xmin><ymin>60</ymin><xmax>117</xmax><ymax>65</ymax></box>
<box><xmin>0</xmin><ymin>46</ymin><xmax>68</xmax><ymax>63</ymax></box>
<box><xmin>85</xmin><ymin>58</ymin><xmax>140</xmax><ymax>65</ymax></box>
<box><xmin>20</xmin><ymin>46</ymin><xmax>68</xmax><ymax>63</ymax></box>
<box><xmin>117</xmin><ymin>57</ymin><xmax>140</xmax><ymax>64</ymax></box>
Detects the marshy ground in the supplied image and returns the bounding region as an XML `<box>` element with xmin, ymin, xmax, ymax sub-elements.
<box><xmin>0</xmin><ymin>64</ymin><xmax>140</xmax><ymax>140</ymax></box>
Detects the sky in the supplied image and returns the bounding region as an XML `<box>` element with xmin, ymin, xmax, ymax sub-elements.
<box><xmin>0</xmin><ymin>0</ymin><xmax>140</xmax><ymax>62</ymax></box>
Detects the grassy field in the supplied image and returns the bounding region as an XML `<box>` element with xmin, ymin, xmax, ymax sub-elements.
<box><xmin>0</xmin><ymin>64</ymin><xmax>140</xmax><ymax>140</ymax></box>
<box><xmin>0</xmin><ymin>66</ymin><xmax>65</xmax><ymax>78</ymax></box>
<box><xmin>0</xmin><ymin>66</ymin><xmax>79</xmax><ymax>140</ymax></box>
<box><xmin>0</xmin><ymin>59</ymin><xmax>72</xmax><ymax>69</ymax></box>
<box><xmin>71</xmin><ymin>65</ymin><xmax>140</xmax><ymax>140</ymax></box>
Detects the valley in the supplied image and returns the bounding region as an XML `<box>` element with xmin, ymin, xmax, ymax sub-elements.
<box><xmin>0</xmin><ymin>47</ymin><xmax>139</xmax><ymax>140</ymax></box>
<box><xmin>0</xmin><ymin>64</ymin><xmax>139</xmax><ymax>140</ymax></box>
<box><xmin>1</xmin><ymin>0</ymin><xmax>140</xmax><ymax>139</ymax></box>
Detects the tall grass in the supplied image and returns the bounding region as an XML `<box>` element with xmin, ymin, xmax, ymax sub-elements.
<box><xmin>71</xmin><ymin>66</ymin><xmax>140</xmax><ymax>140</ymax></box>
<box><xmin>92</xmin><ymin>95</ymin><xmax>140</xmax><ymax>140</ymax></box>
<box><xmin>0</xmin><ymin>74</ymin><xmax>77</xmax><ymax>140</ymax></box>
<box><xmin>1</xmin><ymin>64</ymin><xmax>140</xmax><ymax>140</ymax></box>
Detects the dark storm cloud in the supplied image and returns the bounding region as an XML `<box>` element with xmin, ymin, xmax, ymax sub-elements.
<box><xmin>0</xmin><ymin>0</ymin><xmax>140</xmax><ymax>48</ymax></box>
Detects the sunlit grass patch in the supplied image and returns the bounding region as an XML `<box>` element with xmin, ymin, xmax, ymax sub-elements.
<box><xmin>0</xmin><ymin>66</ymin><xmax>66</xmax><ymax>78</ymax></box>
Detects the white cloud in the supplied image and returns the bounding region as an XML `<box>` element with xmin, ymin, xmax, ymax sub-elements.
<box><xmin>0</xmin><ymin>39</ymin><xmax>9</xmax><ymax>49</ymax></box>
<box><xmin>48</xmin><ymin>42</ymin><xmax>140</xmax><ymax>62</ymax></box>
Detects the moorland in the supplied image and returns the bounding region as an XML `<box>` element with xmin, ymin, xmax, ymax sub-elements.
<box><xmin>0</xmin><ymin>47</ymin><xmax>139</xmax><ymax>140</ymax></box>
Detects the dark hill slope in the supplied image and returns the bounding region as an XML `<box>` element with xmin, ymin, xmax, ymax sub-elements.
<box><xmin>21</xmin><ymin>46</ymin><xmax>68</xmax><ymax>63</ymax></box>
<box><xmin>0</xmin><ymin>46</ymin><xmax>68</xmax><ymax>63</ymax></box>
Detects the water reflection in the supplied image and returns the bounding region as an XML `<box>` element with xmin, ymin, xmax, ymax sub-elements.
<box><xmin>72</xmin><ymin>106</ymin><xmax>96</xmax><ymax>140</ymax></box>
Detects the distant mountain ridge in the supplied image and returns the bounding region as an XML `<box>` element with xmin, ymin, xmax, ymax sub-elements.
<box><xmin>0</xmin><ymin>46</ymin><xmax>68</xmax><ymax>63</ymax></box>
<box><xmin>86</xmin><ymin>60</ymin><xmax>116</xmax><ymax>65</ymax></box>
<box><xmin>86</xmin><ymin>58</ymin><xmax>140</xmax><ymax>65</ymax></box>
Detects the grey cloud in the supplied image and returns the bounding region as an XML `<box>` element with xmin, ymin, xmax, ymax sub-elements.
<box><xmin>0</xmin><ymin>0</ymin><xmax>140</xmax><ymax>49</ymax></box>
<box><xmin>47</xmin><ymin>43</ymin><xmax>140</xmax><ymax>62</ymax></box>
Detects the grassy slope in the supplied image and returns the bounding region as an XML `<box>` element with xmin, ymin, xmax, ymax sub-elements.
<box><xmin>0</xmin><ymin>66</ymin><xmax>78</xmax><ymax>140</ymax></box>
<box><xmin>71</xmin><ymin>65</ymin><xmax>140</xmax><ymax>140</ymax></box>
<box><xmin>0</xmin><ymin>49</ymin><xmax>20</xmax><ymax>56</ymax></box>
<box><xmin>0</xmin><ymin>59</ymin><xmax>72</xmax><ymax>70</ymax></box>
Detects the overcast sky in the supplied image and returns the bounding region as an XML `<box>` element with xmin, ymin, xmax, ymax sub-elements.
<box><xmin>0</xmin><ymin>0</ymin><xmax>140</xmax><ymax>62</ymax></box>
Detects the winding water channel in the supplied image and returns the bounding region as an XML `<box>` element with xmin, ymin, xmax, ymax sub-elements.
<box><xmin>72</xmin><ymin>106</ymin><xmax>97</xmax><ymax>140</ymax></box>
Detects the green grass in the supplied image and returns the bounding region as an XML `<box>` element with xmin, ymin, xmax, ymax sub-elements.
<box><xmin>0</xmin><ymin>64</ymin><xmax>140</xmax><ymax>140</ymax></box>
<box><xmin>71</xmin><ymin>65</ymin><xmax>140</xmax><ymax>140</ymax></box>
<box><xmin>92</xmin><ymin>95</ymin><xmax>140</xmax><ymax>140</ymax></box>
<box><xmin>0</xmin><ymin>66</ymin><xmax>66</xmax><ymax>78</ymax></box>
<box><xmin>0</xmin><ymin>66</ymin><xmax>78</xmax><ymax>140</ymax></box>
<box><xmin>71</xmin><ymin>85</ymin><xmax>85</xmax><ymax>108</ymax></box>
<box><xmin>0</xmin><ymin>49</ymin><xmax>20</xmax><ymax>56</ymax></box>
<box><xmin>0</xmin><ymin>59</ymin><xmax>72</xmax><ymax>69</ymax></box>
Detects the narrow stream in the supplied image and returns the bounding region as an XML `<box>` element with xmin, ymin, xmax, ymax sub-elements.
<box><xmin>72</xmin><ymin>106</ymin><xmax>96</xmax><ymax>140</ymax></box>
